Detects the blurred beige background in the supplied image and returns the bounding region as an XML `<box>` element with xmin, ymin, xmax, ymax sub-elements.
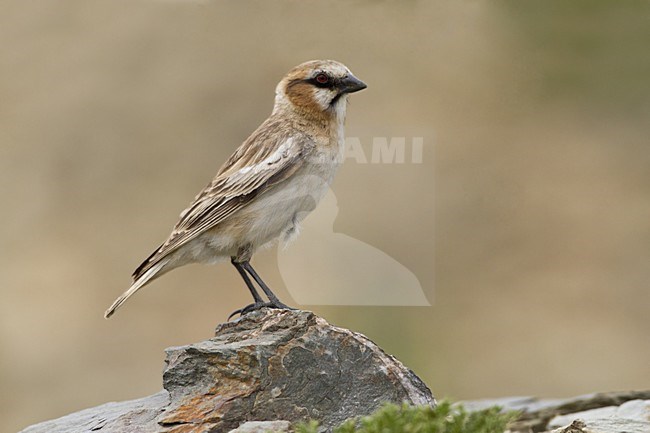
<box><xmin>1</xmin><ymin>1</ymin><xmax>649</xmax><ymax>432</ymax></box>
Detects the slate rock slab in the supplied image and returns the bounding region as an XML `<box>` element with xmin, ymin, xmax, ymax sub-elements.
<box><xmin>20</xmin><ymin>309</ymin><xmax>434</xmax><ymax>433</ymax></box>
<box><xmin>464</xmin><ymin>390</ymin><xmax>650</xmax><ymax>433</ymax></box>
<box><xmin>548</xmin><ymin>399</ymin><xmax>650</xmax><ymax>433</ymax></box>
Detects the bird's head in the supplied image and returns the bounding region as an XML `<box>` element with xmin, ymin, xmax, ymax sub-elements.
<box><xmin>274</xmin><ymin>60</ymin><xmax>367</xmax><ymax>119</ymax></box>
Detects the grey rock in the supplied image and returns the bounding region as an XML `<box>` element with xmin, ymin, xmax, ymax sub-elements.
<box><xmin>20</xmin><ymin>392</ymin><xmax>170</xmax><ymax>433</ymax></box>
<box><xmin>460</xmin><ymin>396</ymin><xmax>567</xmax><ymax>415</ymax></box>
<box><xmin>159</xmin><ymin>308</ymin><xmax>434</xmax><ymax>432</ymax></box>
<box><xmin>548</xmin><ymin>419</ymin><xmax>589</xmax><ymax>433</ymax></box>
<box><xmin>464</xmin><ymin>390</ymin><xmax>650</xmax><ymax>433</ymax></box>
<box><xmin>227</xmin><ymin>420</ymin><xmax>290</xmax><ymax>433</ymax></box>
<box><xmin>548</xmin><ymin>399</ymin><xmax>650</xmax><ymax>433</ymax></box>
<box><xmin>19</xmin><ymin>309</ymin><xmax>434</xmax><ymax>433</ymax></box>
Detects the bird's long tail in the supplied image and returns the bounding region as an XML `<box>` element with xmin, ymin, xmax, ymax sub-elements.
<box><xmin>104</xmin><ymin>258</ymin><xmax>170</xmax><ymax>319</ymax></box>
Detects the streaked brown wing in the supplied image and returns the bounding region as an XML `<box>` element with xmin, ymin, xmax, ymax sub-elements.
<box><xmin>132</xmin><ymin>127</ymin><xmax>308</xmax><ymax>280</ymax></box>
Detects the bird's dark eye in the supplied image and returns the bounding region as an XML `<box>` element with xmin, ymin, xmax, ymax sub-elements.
<box><xmin>315</xmin><ymin>73</ymin><xmax>329</xmax><ymax>84</ymax></box>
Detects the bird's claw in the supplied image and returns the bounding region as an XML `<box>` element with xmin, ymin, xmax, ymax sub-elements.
<box><xmin>227</xmin><ymin>301</ymin><xmax>294</xmax><ymax>321</ymax></box>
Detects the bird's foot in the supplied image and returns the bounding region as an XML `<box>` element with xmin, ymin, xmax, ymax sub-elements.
<box><xmin>227</xmin><ymin>301</ymin><xmax>294</xmax><ymax>321</ymax></box>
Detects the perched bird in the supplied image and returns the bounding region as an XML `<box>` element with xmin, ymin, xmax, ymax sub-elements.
<box><xmin>104</xmin><ymin>60</ymin><xmax>367</xmax><ymax>319</ymax></box>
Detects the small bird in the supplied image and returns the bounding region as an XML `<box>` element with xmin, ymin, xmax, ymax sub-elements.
<box><xmin>104</xmin><ymin>60</ymin><xmax>367</xmax><ymax>319</ymax></box>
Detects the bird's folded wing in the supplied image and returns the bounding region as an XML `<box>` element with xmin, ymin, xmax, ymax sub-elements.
<box><xmin>132</xmin><ymin>135</ymin><xmax>306</xmax><ymax>280</ymax></box>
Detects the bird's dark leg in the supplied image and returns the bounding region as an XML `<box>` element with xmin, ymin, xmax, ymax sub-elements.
<box><xmin>229</xmin><ymin>258</ymin><xmax>266</xmax><ymax>320</ymax></box>
<box><xmin>241</xmin><ymin>261</ymin><xmax>292</xmax><ymax>309</ymax></box>
<box><xmin>231</xmin><ymin>259</ymin><xmax>264</xmax><ymax>303</ymax></box>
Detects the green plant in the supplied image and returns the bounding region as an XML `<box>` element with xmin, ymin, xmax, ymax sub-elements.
<box><xmin>295</xmin><ymin>400</ymin><xmax>518</xmax><ymax>433</ymax></box>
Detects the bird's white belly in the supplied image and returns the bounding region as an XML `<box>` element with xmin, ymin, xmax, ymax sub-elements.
<box><xmin>242</xmin><ymin>164</ymin><xmax>336</xmax><ymax>246</ymax></box>
<box><xmin>193</xmin><ymin>160</ymin><xmax>339</xmax><ymax>261</ymax></box>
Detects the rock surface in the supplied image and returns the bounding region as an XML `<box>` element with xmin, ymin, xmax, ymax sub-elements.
<box><xmin>547</xmin><ymin>398</ymin><xmax>650</xmax><ymax>433</ymax></box>
<box><xmin>21</xmin><ymin>309</ymin><xmax>434</xmax><ymax>433</ymax></box>
<box><xmin>227</xmin><ymin>421</ymin><xmax>290</xmax><ymax>433</ymax></box>
<box><xmin>464</xmin><ymin>390</ymin><xmax>650</xmax><ymax>433</ymax></box>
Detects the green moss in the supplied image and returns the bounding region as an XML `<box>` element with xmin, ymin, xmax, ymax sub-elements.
<box><xmin>295</xmin><ymin>400</ymin><xmax>518</xmax><ymax>433</ymax></box>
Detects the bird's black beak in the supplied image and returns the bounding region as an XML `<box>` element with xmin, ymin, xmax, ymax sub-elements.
<box><xmin>338</xmin><ymin>74</ymin><xmax>367</xmax><ymax>94</ymax></box>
